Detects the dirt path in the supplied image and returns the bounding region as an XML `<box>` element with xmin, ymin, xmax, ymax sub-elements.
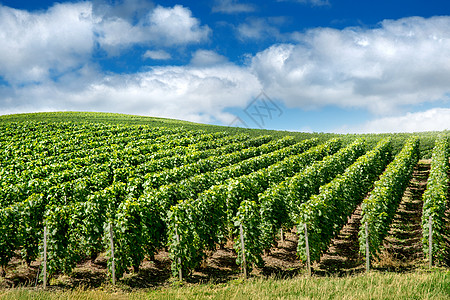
<box><xmin>374</xmin><ymin>160</ymin><xmax>430</xmax><ymax>270</ymax></box>
<box><xmin>317</xmin><ymin>204</ymin><xmax>365</xmax><ymax>276</ymax></box>
<box><xmin>316</xmin><ymin>160</ymin><xmax>431</xmax><ymax>275</ymax></box>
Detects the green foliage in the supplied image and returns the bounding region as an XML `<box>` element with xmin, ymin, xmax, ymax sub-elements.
<box><xmin>143</xmin><ymin>135</ymin><xmax>275</xmax><ymax>189</ymax></box>
<box><xmin>359</xmin><ymin>137</ymin><xmax>420</xmax><ymax>258</ymax></box>
<box><xmin>45</xmin><ymin>205</ymin><xmax>81</xmax><ymax>276</ymax></box>
<box><xmin>107</xmin><ymin>199</ymin><xmax>145</xmax><ymax>277</ymax></box>
<box><xmin>167</xmin><ymin>185</ymin><xmax>228</xmax><ymax>278</ymax></box>
<box><xmin>17</xmin><ymin>193</ymin><xmax>46</xmax><ymax>265</ymax></box>
<box><xmin>227</xmin><ymin>138</ymin><xmax>343</xmax><ymax>269</ymax></box>
<box><xmin>0</xmin><ymin>205</ymin><xmax>19</xmax><ymax>268</ymax></box>
<box><xmin>0</xmin><ymin>113</ymin><xmax>447</xmax><ymax>283</ymax></box>
<box><xmin>225</xmin><ymin>137</ymin><xmax>327</xmax><ymax>227</ymax></box>
<box><xmin>141</xmin><ymin>136</ymin><xmax>291</xmax><ymax>212</ymax></box>
<box><xmin>166</xmin><ymin>138</ymin><xmax>341</xmax><ymax>277</ymax></box>
<box><xmin>0</xmin><ymin>193</ymin><xmax>47</xmax><ymax>269</ymax></box>
<box><xmin>166</xmin><ymin>138</ymin><xmax>319</xmax><ymax>277</ymax></box>
<box><xmin>297</xmin><ymin>138</ymin><xmax>392</xmax><ymax>262</ymax></box>
<box><xmin>259</xmin><ymin>139</ymin><xmax>366</xmax><ymax>251</ymax></box>
<box><xmin>74</xmin><ymin>188</ymin><xmax>109</xmax><ymax>259</ymax></box>
<box><xmin>233</xmin><ymin>200</ymin><xmax>264</xmax><ymax>274</ymax></box>
<box><xmin>421</xmin><ymin>136</ymin><xmax>449</xmax><ymax>264</ymax></box>
<box><xmin>108</xmin><ymin>193</ymin><xmax>166</xmax><ymax>278</ymax></box>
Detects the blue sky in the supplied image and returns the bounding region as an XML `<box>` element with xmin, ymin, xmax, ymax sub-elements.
<box><xmin>1</xmin><ymin>0</ymin><xmax>450</xmax><ymax>133</ymax></box>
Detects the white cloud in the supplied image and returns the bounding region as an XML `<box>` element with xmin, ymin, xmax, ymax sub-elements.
<box><xmin>92</xmin><ymin>0</ymin><xmax>153</xmax><ymax>21</ymax></box>
<box><xmin>250</xmin><ymin>16</ymin><xmax>450</xmax><ymax>115</ymax></box>
<box><xmin>190</xmin><ymin>50</ymin><xmax>228</xmax><ymax>66</ymax></box>
<box><xmin>212</xmin><ymin>0</ymin><xmax>256</xmax><ymax>14</ymax></box>
<box><xmin>339</xmin><ymin>108</ymin><xmax>450</xmax><ymax>133</ymax></box>
<box><xmin>146</xmin><ymin>5</ymin><xmax>211</xmax><ymax>46</ymax></box>
<box><xmin>310</xmin><ymin>0</ymin><xmax>330</xmax><ymax>6</ymax></box>
<box><xmin>236</xmin><ymin>17</ymin><xmax>305</xmax><ymax>42</ymax></box>
<box><xmin>96</xmin><ymin>4</ymin><xmax>211</xmax><ymax>54</ymax></box>
<box><xmin>237</xmin><ymin>18</ymin><xmax>282</xmax><ymax>41</ymax></box>
<box><xmin>277</xmin><ymin>0</ymin><xmax>330</xmax><ymax>7</ymax></box>
<box><xmin>143</xmin><ymin>50</ymin><xmax>171</xmax><ymax>60</ymax></box>
<box><xmin>1</xmin><ymin>65</ymin><xmax>261</xmax><ymax>124</ymax></box>
<box><xmin>0</xmin><ymin>2</ymin><xmax>94</xmax><ymax>84</ymax></box>
<box><xmin>0</xmin><ymin>2</ymin><xmax>211</xmax><ymax>84</ymax></box>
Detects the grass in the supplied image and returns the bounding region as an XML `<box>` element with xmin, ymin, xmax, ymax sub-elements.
<box><xmin>1</xmin><ymin>270</ymin><xmax>449</xmax><ymax>299</ymax></box>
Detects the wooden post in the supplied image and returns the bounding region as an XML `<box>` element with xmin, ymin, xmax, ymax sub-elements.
<box><xmin>109</xmin><ymin>222</ymin><xmax>116</xmax><ymax>285</ymax></box>
<box><xmin>34</xmin><ymin>265</ymin><xmax>40</xmax><ymax>287</ymax></box>
<box><xmin>280</xmin><ymin>228</ymin><xmax>284</xmax><ymax>243</ymax></box>
<box><xmin>304</xmin><ymin>223</ymin><xmax>311</xmax><ymax>277</ymax></box>
<box><xmin>43</xmin><ymin>226</ymin><xmax>47</xmax><ymax>289</ymax></box>
<box><xmin>365</xmin><ymin>222</ymin><xmax>370</xmax><ymax>272</ymax></box>
<box><xmin>429</xmin><ymin>215</ymin><xmax>433</xmax><ymax>268</ymax></box>
<box><xmin>239</xmin><ymin>223</ymin><xmax>247</xmax><ymax>279</ymax></box>
<box><xmin>175</xmin><ymin>226</ymin><xmax>182</xmax><ymax>281</ymax></box>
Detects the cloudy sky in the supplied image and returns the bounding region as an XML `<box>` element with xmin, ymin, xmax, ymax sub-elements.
<box><xmin>1</xmin><ymin>0</ymin><xmax>450</xmax><ymax>133</ymax></box>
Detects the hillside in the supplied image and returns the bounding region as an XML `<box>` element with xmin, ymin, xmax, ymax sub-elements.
<box><xmin>0</xmin><ymin>111</ymin><xmax>443</xmax><ymax>156</ymax></box>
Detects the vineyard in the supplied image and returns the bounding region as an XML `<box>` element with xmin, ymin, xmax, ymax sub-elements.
<box><xmin>0</xmin><ymin>112</ymin><xmax>449</xmax><ymax>289</ymax></box>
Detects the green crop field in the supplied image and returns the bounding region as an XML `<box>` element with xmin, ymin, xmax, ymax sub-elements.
<box><xmin>0</xmin><ymin>112</ymin><xmax>449</xmax><ymax>299</ymax></box>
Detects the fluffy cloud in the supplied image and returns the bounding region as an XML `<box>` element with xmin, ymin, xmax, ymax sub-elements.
<box><xmin>277</xmin><ymin>0</ymin><xmax>330</xmax><ymax>7</ymax></box>
<box><xmin>236</xmin><ymin>16</ymin><xmax>306</xmax><ymax>42</ymax></box>
<box><xmin>0</xmin><ymin>2</ymin><xmax>211</xmax><ymax>84</ymax></box>
<box><xmin>237</xmin><ymin>17</ymin><xmax>283</xmax><ymax>41</ymax></box>
<box><xmin>190</xmin><ymin>50</ymin><xmax>228</xmax><ymax>66</ymax></box>
<box><xmin>92</xmin><ymin>0</ymin><xmax>154</xmax><ymax>21</ymax></box>
<box><xmin>340</xmin><ymin>108</ymin><xmax>450</xmax><ymax>133</ymax></box>
<box><xmin>212</xmin><ymin>0</ymin><xmax>256</xmax><ymax>14</ymax></box>
<box><xmin>250</xmin><ymin>16</ymin><xmax>450</xmax><ymax>114</ymax></box>
<box><xmin>143</xmin><ymin>50</ymin><xmax>172</xmax><ymax>60</ymax></box>
<box><xmin>145</xmin><ymin>5</ymin><xmax>211</xmax><ymax>45</ymax></box>
<box><xmin>96</xmin><ymin>4</ymin><xmax>211</xmax><ymax>53</ymax></box>
<box><xmin>0</xmin><ymin>2</ymin><xmax>94</xmax><ymax>84</ymax></box>
<box><xmin>1</xmin><ymin>65</ymin><xmax>261</xmax><ymax>124</ymax></box>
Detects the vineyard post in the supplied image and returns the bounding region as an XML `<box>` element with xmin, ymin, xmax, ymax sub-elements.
<box><xmin>365</xmin><ymin>222</ymin><xmax>370</xmax><ymax>272</ymax></box>
<box><xmin>109</xmin><ymin>222</ymin><xmax>116</xmax><ymax>285</ymax></box>
<box><xmin>175</xmin><ymin>226</ymin><xmax>182</xmax><ymax>281</ymax></box>
<box><xmin>429</xmin><ymin>215</ymin><xmax>432</xmax><ymax>268</ymax></box>
<box><xmin>304</xmin><ymin>223</ymin><xmax>311</xmax><ymax>277</ymax></box>
<box><xmin>34</xmin><ymin>265</ymin><xmax>40</xmax><ymax>287</ymax></box>
<box><xmin>43</xmin><ymin>226</ymin><xmax>47</xmax><ymax>289</ymax></box>
<box><xmin>280</xmin><ymin>228</ymin><xmax>284</xmax><ymax>243</ymax></box>
<box><xmin>239</xmin><ymin>223</ymin><xmax>247</xmax><ymax>279</ymax></box>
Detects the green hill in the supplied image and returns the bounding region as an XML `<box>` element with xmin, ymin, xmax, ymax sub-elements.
<box><xmin>0</xmin><ymin>111</ymin><xmax>444</xmax><ymax>157</ymax></box>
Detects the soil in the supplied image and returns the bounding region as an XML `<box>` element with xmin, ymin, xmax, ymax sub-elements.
<box><xmin>316</xmin><ymin>204</ymin><xmax>365</xmax><ymax>276</ymax></box>
<box><xmin>0</xmin><ymin>231</ymin><xmax>304</xmax><ymax>289</ymax></box>
<box><xmin>316</xmin><ymin>159</ymin><xmax>431</xmax><ymax>275</ymax></box>
<box><xmin>374</xmin><ymin>160</ymin><xmax>430</xmax><ymax>271</ymax></box>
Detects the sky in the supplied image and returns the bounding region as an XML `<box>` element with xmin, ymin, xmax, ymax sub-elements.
<box><xmin>1</xmin><ymin>0</ymin><xmax>450</xmax><ymax>133</ymax></box>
